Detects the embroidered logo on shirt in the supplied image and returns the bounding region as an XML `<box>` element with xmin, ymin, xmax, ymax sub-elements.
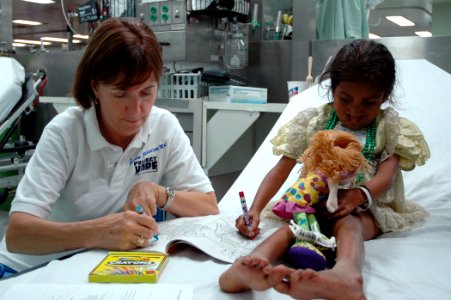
<box><xmin>134</xmin><ymin>156</ymin><xmax>158</xmax><ymax>174</ymax></box>
<box><xmin>129</xmin><ymin>143</ymin><xmax>167</xmax><ymax>175</ymax></box>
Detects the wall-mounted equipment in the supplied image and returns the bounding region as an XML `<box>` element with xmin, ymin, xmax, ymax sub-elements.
<box><xmin>77</xmin><ymin>0</ymin><xmax>100</xmax><ymax>24</ymax></box>
<box><xmin>137</xmin><ymin>0</ymin><xmax>214</xmax><ymax>62</ymax></box>
<box><xmin>137</xmin><ymin>0</ymin><xmax>250</xmax><ymax>63</ymax></box>
<box><xmin>188</xmin><ymin>0</ymin><xmax>250</xmax><ymax>22</ymax></box>
<box><xmin>224</xmin><ymin>18</ymin><xmax>248</xmax><ymax>69</ymax></box>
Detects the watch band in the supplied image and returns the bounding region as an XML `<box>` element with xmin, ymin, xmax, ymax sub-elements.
<box><xmin>162</xmin><ymin>186</ymin><xmax>175</xmax><ymax>211</ymax></box>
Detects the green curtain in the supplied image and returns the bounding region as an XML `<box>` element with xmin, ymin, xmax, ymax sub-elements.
<box><xmin>316</xmin><ymin>0</ymin><xmax>369</xmax><ymax>40</ymax></box>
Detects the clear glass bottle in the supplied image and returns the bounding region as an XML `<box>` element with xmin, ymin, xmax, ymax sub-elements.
<box><xmin>225</xmin><ymin>20</ymin><xmax>248</xmax><ymax>69</ymax></box>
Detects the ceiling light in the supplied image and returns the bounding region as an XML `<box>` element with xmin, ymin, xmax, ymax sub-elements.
<box><xmin>40</xmin><ymin>37</ymin><xmax>81</xmax><ymax>43</ymax></box>
<box><xmin>369</xmin><ymin>33</ymin><xmax>381</xmax><ymax>39</ymax></box>
<box><xmin>21</xmin><ymin>0</ymin><xmax>55</xmax><ymax>4</ymax></box>
<box><xmin>385</xmin><ymin>16</ymin><xmax>415</xmax><ymax>27</ymax></box>
<box><xmin>13</xmin><ymin>20</ymin><xmax>43</xmax><ymax>26</ymax></box>
<box><xmin>14</xmin><ymin>39</ymin><xmax>51</xmax><ymax>45</ymax></box>
<box><xmin>12</xmin><ymin>43</ymin><xmax>27</xmax><ymax>48</ymax></box>
<box><xmin>73</xmin><ymin>34</ymin><xmax>89</xmax><ymax>40</ymax></box>
<box><xmin>415</xmin><ymin>31</ymin><xmax>432</xmax><ymax>37</ymax></box>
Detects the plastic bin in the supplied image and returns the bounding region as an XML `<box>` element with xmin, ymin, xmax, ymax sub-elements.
<box><xmin>158</xmin><ymin>73</ymin><xmax>208</xmax><ymax>100</ymax></box>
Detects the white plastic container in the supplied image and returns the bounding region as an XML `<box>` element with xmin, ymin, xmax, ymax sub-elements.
<box><xmin>158</xmin><ymin>73</ymin><xmax>208</xmax><ymax>100</ymax></box>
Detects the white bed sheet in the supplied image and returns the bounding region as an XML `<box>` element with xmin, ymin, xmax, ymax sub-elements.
<box><xmin>0</xmin><ymin>60</ymin><xmax>450</xmax><ymax>300</ymax></box>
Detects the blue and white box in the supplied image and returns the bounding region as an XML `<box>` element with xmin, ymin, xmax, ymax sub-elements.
<box><xmin>208</xmin><ymin>85</ymin><xmax>267</xmax><ymax>104</ymax></box>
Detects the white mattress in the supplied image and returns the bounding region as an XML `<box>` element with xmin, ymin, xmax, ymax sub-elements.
<box><xmin>0</xmin><ymin>57</ymin><xmax>25</xmax><ymax>124</ymax></box>
<box><xmin>0</xmin><ymin>60</ymin><xmax>450</xmax><ymax>300</ymax></box>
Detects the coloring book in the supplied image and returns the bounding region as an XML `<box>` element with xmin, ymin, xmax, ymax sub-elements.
<box><xmin>145</xmin><ymin>214</ymin><xmax>284</xmax><ymax>263</ymax></box>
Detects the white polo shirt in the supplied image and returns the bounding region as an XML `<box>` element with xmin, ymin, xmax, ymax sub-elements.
<box><xmin>0</xmin><ymin>105</ymin><xmax>213</xmax><ymax>272</ymax></box>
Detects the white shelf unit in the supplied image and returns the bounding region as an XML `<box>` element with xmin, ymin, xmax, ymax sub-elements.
<box><xmin>155</xmin><ymin>98</ymin><xmax>204</xmax><ymax>163</ymax></box>
<box><xmin>202</xmin><ymin>102</ymin><xmax>286</xmax><ymax>176</ymax></box>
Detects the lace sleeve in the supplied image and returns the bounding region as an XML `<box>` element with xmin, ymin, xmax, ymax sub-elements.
<box><xmin>395</xmin><ymin>117</ymin><xmax>431</xmax><ymax>170</ymax></box>
<box><xmin>270</xmin><ymin>104</ymin><xmax>331</xmax><ymax>159</ymax></box>
<box><xmin>379</xmin><ymin>108</ymin><xmax>430</xmax><ymax>170</ymax></box>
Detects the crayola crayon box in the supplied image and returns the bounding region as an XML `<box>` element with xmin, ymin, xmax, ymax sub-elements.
<box><xmin>89</xmin><ymin>251</ymin><xmax>169</xmax><ymax>283</ymax></box>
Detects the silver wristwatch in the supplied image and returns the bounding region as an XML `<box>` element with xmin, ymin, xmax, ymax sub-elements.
<box><xmin>162</xmin><ymin>186</ymin><xmax>175</xmax><ymax>210</ymax></box>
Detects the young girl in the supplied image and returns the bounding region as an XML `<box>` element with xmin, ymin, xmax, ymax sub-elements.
<box><xmin>219</xmin><ymin>39</ymin><xmax>430</xmax><ymax>299</ymax></box>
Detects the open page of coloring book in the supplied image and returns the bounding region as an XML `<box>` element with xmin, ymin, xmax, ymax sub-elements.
<box><xmin>145</xmin><ymin>214</ymin><xmax>284</xmax><ymax>263</ymax></box>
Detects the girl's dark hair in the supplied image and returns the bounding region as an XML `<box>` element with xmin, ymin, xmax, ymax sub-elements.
<box><xmin>71</xmin><ymin>18</ymin><xmax>163</xmax><ymax>108</ymax></box>
<box><xmin>319</xmin><ymin>39</ymin><xmax>396</xmax><ymax>103</ymax></box>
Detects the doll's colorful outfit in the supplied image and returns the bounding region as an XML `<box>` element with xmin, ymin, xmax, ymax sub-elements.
<box><xmin>272</xmin><ymin>167</ymin><xmax>337</xmax><ymax>270</ymax></box>
<box><xmin>272</xmin><ymin>172</ymin><xmax>328</xmax><ymax>219</ymax></box>
<box><xmin>271</xmin><ymin>103</ymin><xmax>430</xmax><ymax>233</ymax></box>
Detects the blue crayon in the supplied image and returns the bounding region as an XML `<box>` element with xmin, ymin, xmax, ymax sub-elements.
<box><xmin>136</xmin><ymin>205</ymin><xmax>159</xmax><ymax>242</ymax></box>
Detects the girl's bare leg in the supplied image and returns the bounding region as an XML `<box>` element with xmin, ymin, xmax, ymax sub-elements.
<box><xmin>219</xmin><ymin>225</ymin><xmax>294</xmax><ymax>292</ymax></box>
<box><xmin>272</xmin><ymin>212</ymin><xmax>380</xmax><ymax>300</ymax></box>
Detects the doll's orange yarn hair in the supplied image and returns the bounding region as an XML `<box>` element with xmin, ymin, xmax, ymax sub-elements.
<box><xmin>301</xmin><ymin>130</ymin><xmax>368</xmax><ymax>182</ymax></box>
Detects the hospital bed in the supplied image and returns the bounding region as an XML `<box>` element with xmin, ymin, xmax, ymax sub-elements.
<box><xmin>0</xmin><ymin>59</ymin><xmax>450</xmax><ymax>300</ymax></box>
<box><xmin>0</xmin><ymin>56</ymin><xmax>47</xmax><ymax>205</ymax></box>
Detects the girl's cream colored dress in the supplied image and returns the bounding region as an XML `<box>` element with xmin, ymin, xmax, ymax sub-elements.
<box><xmin>270</xmin><ymin>103</ymin><xmax>431</xmax><ymax>232</ymax></box>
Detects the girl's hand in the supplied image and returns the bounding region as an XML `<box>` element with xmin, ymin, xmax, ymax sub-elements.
<box><xmin>328</xmin><ymin>188</ymin><xmax>365</xmax><ymax>219</ymax></box>
<box><xmin>235</xmin><ymin>211</ymin><xmax>261</xmax><ymax>239</ymax></box>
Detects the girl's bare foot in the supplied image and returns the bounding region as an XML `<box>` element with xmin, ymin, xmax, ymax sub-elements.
<box><xmin>272</xmin><ymin>263</ymin><xmax>365</xmax><ymax>300</ymax></box>
<box><xmin>219</xmin><ymin>255</ymin><xmax>274</xmax><ymax>292</ymax></box>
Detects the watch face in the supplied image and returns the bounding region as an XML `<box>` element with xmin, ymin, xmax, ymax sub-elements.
<box><xmin>162</xmin><ymin>187</ymin><xmax>175</xmax><ymax>211</ymax></box>
<box><xmin>166</xmin><ymin>187</ymin><xmax>175</xmax><ymax>199</ymax></box>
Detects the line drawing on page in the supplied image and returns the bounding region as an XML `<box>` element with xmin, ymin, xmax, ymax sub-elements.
<box><xmin>146</xmin><ymin>214</ymin><xmax>284</xmax><ymax>263</ymax></box>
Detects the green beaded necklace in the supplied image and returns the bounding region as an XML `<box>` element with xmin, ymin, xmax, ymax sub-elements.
<box><xmin>324</xmin><ymin>109</ymin><xmax>376</xmax><ymax>183</ymax></box>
